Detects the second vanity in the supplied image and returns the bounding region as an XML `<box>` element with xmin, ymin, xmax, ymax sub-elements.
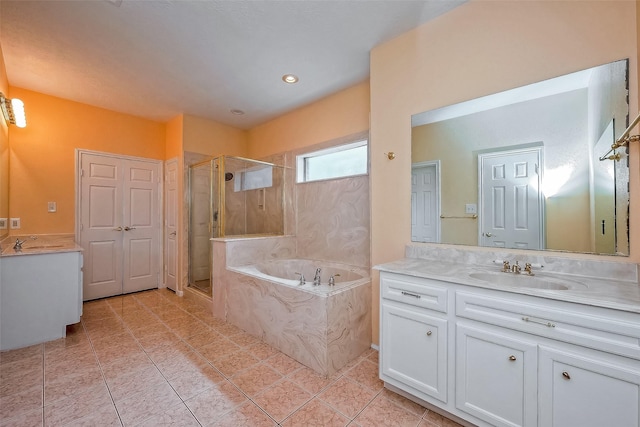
<box><xmin>0</xmin><ymin>235</ymin><xmax>83</xmax><ymax>351</ymax></box>
<box><xmin>376</xmin><ymin>245</ymin><xmax>640</xmax><ymax>427</ymax></box>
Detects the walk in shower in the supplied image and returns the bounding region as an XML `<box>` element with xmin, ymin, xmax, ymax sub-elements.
<box><xmin>188</xmin><ymin>156</ymin><xmax>286</xmax><ymax>296</ymax></box>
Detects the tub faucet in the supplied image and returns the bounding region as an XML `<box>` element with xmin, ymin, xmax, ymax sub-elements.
<box><xmin>313</xmin><ymin>268</ymin><xmax>322</xmax><ymax>286</ymax></box>
<box><xmin>13</xmin><ymin>238</ymin><xmax>26</xmax><ymax>251</ymax></box>
<box><xmin>295</xmin><ymin>272</ymin><xmax>306</xmax><ymax>286</ymax></box>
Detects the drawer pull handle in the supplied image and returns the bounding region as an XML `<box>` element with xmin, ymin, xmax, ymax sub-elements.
<box><xmin>426</xmin><ymin>330</ymin><xmax>432</xmax><ymax>336</ymax></box>
<box><xmin>401</xmin><ymin>291</ymin><xmax>421</xmax><ymax>299</ymax></box>
<box><xmin>509</xmin><ymin>355</ymin><xmax>516</xmax><ymax>361</ymax></box>
<box><xmin>562</xmin><ymin>371</ymin><xmax>571</xmax><ymax>380</ymax></box>
<box><xmin>522</xmin><ymin>316</ymin><xmax>555</xmax><ymax>328</ymax></box>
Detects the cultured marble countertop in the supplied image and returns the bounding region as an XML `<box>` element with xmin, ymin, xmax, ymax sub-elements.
<box><xmin>0</xmin><ymin>234</ymin><xmax>83</xmax><ymax>257</ymax></box>
<box><xmin>375</xmin><ymin>257</ymin><xmax>640</xmax><ymax>315</ymax></box>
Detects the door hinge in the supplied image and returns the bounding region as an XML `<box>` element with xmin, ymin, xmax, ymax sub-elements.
<box><xmin>81</xmin><ymin>169</ymin><xmax>85</xmax><ymax>177</ymax></box>
<box><xmin>535</xmin><ymin>164</ymin><xmax>539</xmax><ymax>174</ymax></box>
<box><xmin>80</xmin><ymin>223</ymin><xmax>84</xmax><ymax>230</ymax></box>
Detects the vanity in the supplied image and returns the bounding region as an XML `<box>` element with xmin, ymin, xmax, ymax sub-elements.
<box><xmin>0</xmin><ymin>235</ymin><xmax>83</xmax><ymax>350</ymax></box>
<box><xmin>376</xmin><ymin>245</ymin><xmax>640</xmax><ymax>427</ymax></box>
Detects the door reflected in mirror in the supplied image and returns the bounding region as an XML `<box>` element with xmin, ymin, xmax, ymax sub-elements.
<box><xmin>411</xmin><ymin>59</ymin><xmax>629</xmax><ymax>256</ymax></box>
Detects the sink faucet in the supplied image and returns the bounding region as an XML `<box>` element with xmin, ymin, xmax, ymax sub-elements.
<box><xmin>295</xmin><ymin>272</ymin><xmax>306</xmax><ymax>286</ymax></box>
<box><xmin>313</xmin><ymin>268</ymin><xmax>322</xmax><ymax>286</ymax></box>
<box><xmin>524</xmin><ymin>263</ymin><xmax>535</xmax><ymax>276</ymax></box>
<box><xmin>501</xmin><ymin>260</ymin><xmax>511</xmax><ymax>273</ymax></box>
<box><xmin>13</xmin><ymin>238</ymin><xmax>26</xmax><ymax>251</ymax></box>
<box><xmin>512</xmin><ymin>261</ymin><xmax>521</xmax><ymax>274</ymax></box>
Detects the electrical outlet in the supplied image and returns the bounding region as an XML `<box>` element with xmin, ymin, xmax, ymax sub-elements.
<box><xmin>10</xmin><ymin>218</ymin><xmax>20</xmax><ymax>229</ymax></box>
<box><xmin>0</xmin><ymin>218</ymin><xmax>7</xmax><ymax>229</ymax></box>
<box><xmin>465</xmin><ymin>204</ymin><xmax>477</xmax><ymax>214</ymax></box>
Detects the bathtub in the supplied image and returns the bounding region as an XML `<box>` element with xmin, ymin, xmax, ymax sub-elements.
<box><xmin>230</xmin><ymin>258</ymin><xmax>369</xmax><ymax>295</ymax></box>
<box><xmin>214</xmin><ymin>248</ymin><xmax>371</xmax><ymax>376</ymax></box>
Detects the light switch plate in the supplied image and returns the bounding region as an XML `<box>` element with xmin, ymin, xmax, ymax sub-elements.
<box><xmin>48</xmin><ymin>201</ymin><xmax>57</xmax><ymax>213</ymax></box>
<box><xmin>10</xmin><ymin>218</ymin><xmax>20</xmax><ymax>229</ymax></box>
<box><xmin>0</xmin><ymin>218</ymin><xmax>7</xmax><ymax>229</ymax></box>
<box><xmin>465</xmin><ymin>204</ymin><xmax>477</xmax><ymax>214</ymax></box>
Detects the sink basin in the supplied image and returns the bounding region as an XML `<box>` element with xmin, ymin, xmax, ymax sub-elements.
<box><xmin>469</xmin><ymin>272</ymin><xmax>587</xmax><ymax>290</ymax></box>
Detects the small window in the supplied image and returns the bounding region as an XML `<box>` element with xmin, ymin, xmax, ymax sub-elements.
<box><xmin>296</xmin><ymin>139</ymin><xmax>368</xmax><ymax>183</ymax></box>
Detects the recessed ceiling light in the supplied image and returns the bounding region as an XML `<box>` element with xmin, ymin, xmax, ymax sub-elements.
<box><xmin>282</xmin><ymin>74</ymin><xmax>299</xmax><ymax>84</ymax></box>
<box><xmin>230</xmin><ymin>109</ymin><xmax>245</xmax><ymax>115</ymax></box>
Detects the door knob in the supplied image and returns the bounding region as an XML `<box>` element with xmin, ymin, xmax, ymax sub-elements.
<box><xmin>170</xmin><ymin>231</ymin><xmax>176</xmax><ymax>236</ymax></box>
<box><xmin>124</xmin><ymin>226</ymin><xmax>136</xmax><ymax>231</ymax></box>
<box><xmin>113</xmin><ymin>226</ymin><xmax>123</xmax><ymax>231</ymax></box>
<box><xmin>484</xmin><ymin>232</ymin><xmax>493</xmax><ymax>237</ymax></box>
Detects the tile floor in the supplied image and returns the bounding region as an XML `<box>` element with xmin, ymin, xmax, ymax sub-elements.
<box><xmin>0</xmin><ymin>289</ymin><xmax>466</xmax><ymax>427</ymax></box>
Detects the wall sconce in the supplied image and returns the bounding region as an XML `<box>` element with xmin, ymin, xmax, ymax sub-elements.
<box><xmin>0</xmin><ymin>92</ymin><xmax>26</xmax><ymax>128</ymax></box>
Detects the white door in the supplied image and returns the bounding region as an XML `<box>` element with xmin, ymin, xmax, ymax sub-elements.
<box><xmin>164</xmin><ymin>159</ymin><xmax>178</xmax><ymax>291</ymax></box>
<box><xmin>79</xmin><ymin>152</ymin><xmax>161</xmax><ymax>300</ymax></box>
<box><xmin>479</xmin><ymin>149</ymin><xmax>543</xmax><ymax>250</ymax></box>
<box><xmin>411</xmin><ymin>162</ymin><xmax>439</xmax><ymax>242</ymax></box>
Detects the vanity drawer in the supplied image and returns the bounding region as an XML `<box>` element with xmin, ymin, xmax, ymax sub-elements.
<box><xmin>381</xmin><ymin>272</ymin><xmax>449</xmax><ymax>313</ymax></box>
<box><xmin>456</xmin><ymin>291</ymin><xmax>640</xmax><ymax>360</ymax></box>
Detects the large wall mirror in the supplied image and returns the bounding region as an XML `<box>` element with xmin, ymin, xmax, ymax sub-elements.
<box><xmin>411</xmin><ymin>59</ymin><xmax>629</xmax><ymax>256</ymax></box>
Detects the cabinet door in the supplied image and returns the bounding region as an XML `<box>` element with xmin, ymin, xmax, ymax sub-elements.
<box><xmin>381</xmin><ymin>303</ymin><xmax>448</xmax><ymax>402</ymax></box>
<box><xmin>456</xmin><ymin>323</ymin><xmax>537</xmax><ymax>427</ymax></box>
<box><xmin>539</xmin><ymin>346</ymin><xmax>640</xmax><ymax>427</ymax></box>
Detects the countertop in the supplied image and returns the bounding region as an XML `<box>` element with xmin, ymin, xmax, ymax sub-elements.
<box><xmin>375</xmin><ymin>257</ymin><xmax>640</xmax><ymax>315</ymax></box>
<box><xmin>0</xmin><ymin>234</ymin><xmax>83</xmax><ymax>257</ymax></box>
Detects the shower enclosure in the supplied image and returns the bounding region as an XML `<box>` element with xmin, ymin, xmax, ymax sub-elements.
<box><xmin>188</xmin><ymin>156</ymin><xmax>285</xmax><ymax>296</ymax></box>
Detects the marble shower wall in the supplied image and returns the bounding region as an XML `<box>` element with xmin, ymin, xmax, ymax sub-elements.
<box><xmin>295</xmin><ymin>175</ymin><xmax>370</xmax><ymax>268</ymax></box>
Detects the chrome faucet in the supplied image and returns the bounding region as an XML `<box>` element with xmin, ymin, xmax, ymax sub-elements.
<box><xmin>295</xmin><ymin>272</ymin><xmax>306</xmax><ymax>286</ymax></box>
<box><xmin>313</xmin><ymin>268</ymin><xmax>322</xmax><ymax>286</ymax></box>
<box><xmin>13</xmin><ymin>238</ymin><xmax>26</xmax><ymax>251</ymax></box>
<box><xmin>524</xmin><ymin>262</ymin><xmax>535</xmax><ymax>276</ymax></box>
<box><xmin>501</xmin><ymin>260</ymin><xmax>511</xmax><ymax>273</ymax></box>
<box><xmin>328</xmin><ymin>273</ymin><xmax>340</xmax><ymax>287</ymax></box>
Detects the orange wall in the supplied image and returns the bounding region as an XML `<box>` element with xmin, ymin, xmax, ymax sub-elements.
<box><xmin>183</xmin><ymin>114</ymin><xmax>248</xmax><ymax>157</ymax></box>
<box><xmin>0</xmin><ymin>43</ymin><xmax>9</xmax><ymax>238</ymax></box>
<box><xmin>8</xmin><ymin>87</ymin><xmax>165</xmax><ymax>234</ymax></box>
<box><xmin>369</xmin><ymin>0</ymin><xmax>639</xmax><ymax>345</ymax></box>
<box><xmin>165</xmin><ymin>114</ymin><xmax>184</xmax><ymax>160</ymax></box>
<box><xmin>247</xmin><ymin>81</ymin><xmax>370</xmax><ymax>158</ymax></box>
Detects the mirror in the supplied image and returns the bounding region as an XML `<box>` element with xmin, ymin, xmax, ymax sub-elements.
<box><xmin>411</xmin><ymin>59</ymin><xmax>629</xmax><ymax>256</ymax></box>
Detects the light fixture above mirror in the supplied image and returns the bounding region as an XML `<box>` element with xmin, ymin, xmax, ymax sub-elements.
<box><xmin>0</xmin><ymin>92</ymin><xmax>26</xmax><ymax>128</ymax></box>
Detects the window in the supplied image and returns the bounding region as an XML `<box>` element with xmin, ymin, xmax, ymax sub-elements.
<box><xmin>296</xmin><ymin>139</ymin><xmax>368</xmax><ymax>183</ymax></box>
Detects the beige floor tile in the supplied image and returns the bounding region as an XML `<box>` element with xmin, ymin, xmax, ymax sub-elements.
<box><xmin>265</xmin><ymin>352</ymin><xmax>304</xmax><ymax>376</ymax></box>
<box><xmin>0</xmin><ymin>366</ymin><xmax>42</xmax><ymax>398</ymax></box>
<box><xmin>44</xmin><ymin>365</ymin><xmax>104</xmax><ymax>405</ymax></box>
<box><xmin>318</xmin><ymin>377</ymin><xmax>377</xmax><ymax>419</ymax></box>
<box><xmin>135</xmin><ymin>402</ymin><xmax>200</xmax><ymax>427</ymax></box>
<box><xmin>0</xmin><ymin>406</ymin><xmax>43</xmax><ymax>427</ymax></box>
<box><xmin>167</xmin><ymin>363</ymin><xmax>226</xmax><ymax>400</ymax></box>
<box><xmin>253</xmin><ymin>379</ymin><xmax>312</xmax><ymax>423</ymax></box>
<box><xmin>228</xmin><ymin>331</ymin><xmax>260</xmax><ymax>348</ymax></box>
<box><xmin>184</xmin><ymin>380</ymin><xmax>247</xmax><ymax>425</ymax></box>
<box><xmin>153</xmin><ymin>347</ymin><xmax>210</xmax><ymax>380</ymax></box>
<box><xmin>282</xmin><ymin>398</ymin><xmax>350</xmax><ymax>427</ymax></box>
<box><xmin>61</xmin><ymin>402</ymin><xmax>122</xmax><ymax>427</ymax></box>
<box><xmin>0</xmin><ymin>344</ymin><xmax>43</xmax><ymax>365</ymax></box>
<box><xmin>183</xmin><ymin>329</ymin><xmax>222</xmax><ymax>350</ymax></box>
<box><xmin>43</xmin><ymin>382</ymin><xmax>112</xmax><ymax>426</ymax></box>
<box><xmin>135</xmin><ymin>329</ymin><xmax>182</xmax><ymax>350</ymax></box>
<box><xmin>246</xmin><ymin>341</ymin><xmax>279</xmax><ymax>360</ymax></box>
<box><xmin>197</xmin><ymin>338</ymin><xmax>242</xmax><ymax>362</ymax></box>
<box><xmin>380</xmin><ymin>388</ymin><xmax>427</xmax><ymax>417</ymax></box>
<box><xmin>213</xmin><ymin>349</ymin><xmax>260</xmax><ymax>377</ymax></box>
<box><xmin>114</xmin><ymin>381</ymin><xmax>181</xmax><ymax>426</ymax></box>
<box><xmin>100</xmin><ymin>351</ymin><xmax>155</xmax><ymax>382</ymax></box>
<box><xmin>105</xmin><ymin>364</ymin><xmax>167</xmax><ymax>402</ymax></box>
<box><xmin>0</xmin><ymin>384</ymin><xmax>43</xmax><ymax>420</ymax></box>
<box><xmin>354</xmin><ymin>394</ymin><xmax>422</xmax><ymax>427</ymax></box>
<box><xmin>213</xmin><ymin>322</ymin><xmax>243</xmax><ymax>337</ymax></box>
<box><xmin>211</xmin><ymin>401</ymin><xmax>277</xmax><ymax>427</ymax></box>
<box><xmin>344</xmin><ymin>359</ymin><xmax>384</xmax><ymax>392</ymax></box>
<box><xmin>231</xmin><ymin>363</ymin><xmax>283</xmax><ymax>396</ymax></box>
<box><xmin>288</xmin><ymin>366</ymin><xmax>335</xmax><ymax>395</ymax></box>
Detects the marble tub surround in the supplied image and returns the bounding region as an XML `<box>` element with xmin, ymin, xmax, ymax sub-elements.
<box><xmin>0</xmin><ymin>233</ymin><xmax>82</xmax><ymax>256</ymax></box>
<box><xmin>375</xmin><ymin>244</ymin><xmax>640</xmax><ymax>313</ymax></box>
<box><xmin>222</xmin><ymin>266</ymin><xmax>371</xmax><ymax>376</ymax></box>
<box><xmin>212</xmin><ymin>237</ymin><xmax>372</xmax><ymax>377</ymax></box>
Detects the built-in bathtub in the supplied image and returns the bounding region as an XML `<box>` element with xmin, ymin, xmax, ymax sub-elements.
<box><xmin>212</xmin><ymin>238</ymin><xmax>371</xmax><ymax>377</ymax></box>
<box><xmin>234</xmin><ymin>258</ymin><xmax>369</xmax><ymax>294</ymax></box>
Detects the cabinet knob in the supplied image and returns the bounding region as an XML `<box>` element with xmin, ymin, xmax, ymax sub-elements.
<box><xmin>426</xmin><ymin>331</ymin><xmax>432</xmax><ymax>336</ymax></box>
<box><xmin>508</xmin><ymin>355</ymin><xmax>516</xmax><ymax>361</ymax></box>
<box><xmin>562</xmin><ymin>371</ymin><xmax>571</xmax><ymax>380</ymax></box>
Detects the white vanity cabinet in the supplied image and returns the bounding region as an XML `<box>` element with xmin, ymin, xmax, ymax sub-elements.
<box><xmin>379</xmin><ymin>270</ymin><xmax>640</xmax><ymax>427</ymax></box>
<box><xmin>380</xmin><ymin>273</ymin><xmax>449</xmax><ymax>403</ymax></box>
<box><xmin>455</xmin><ymin>323</ymin><xmax>538</xmax><ymax>427</ymax></box>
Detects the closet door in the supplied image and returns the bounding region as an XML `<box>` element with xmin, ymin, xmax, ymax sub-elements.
<box><xmin>122</xmin><ymin>159</ymin><xmax>161</xmax><ymax>294</ymax></box>
<box><xmin>80</xmin><ymin>153</ymin><xmax>124</xmax><ymax>301</ymax></box>
<box><xmin>79</xmin><ymin>152</ymin><xmax>161</xmax><ymax>300</ymax></box>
